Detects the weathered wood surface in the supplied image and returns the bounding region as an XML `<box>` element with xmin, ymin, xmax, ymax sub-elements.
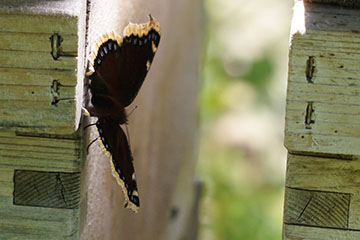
<box><xmin>0</xmin><ymin>154</ymin><xmax>82</xmax><ymax>239</ymax></box>
<box><xmin>284</xmin><ymin>187</ymin><xmax>350</xmax><ymax>229</ymax></box>
<box><xmin>284</xmin><ymin>224</ymin><xmax>360</xmax><ymax>240</ymax></box>
<box><xmin>305</xmin><ymin>0</ymin><xmax>360</xmax><ymax>8</ymax></box>
<box><xmin>283</xmin><ymin>2</ymin><xmax>360</xmax><ymax>239</ymax></box>
<box><xmin>0</xmin><ymin>0</ymin><xmax>86</xmax><ymax>239</ymax></box>
<box><xmin>283</xmin><ymin>154</ymin><xmax>360</xmax><ymax>238</ymax></box>
<box><xmin>285</xmin><ymin>2</ymin><xmax>360</xmax><ymax>156</ymax></box>
<box><xmin>0</xmin><ymin>131</ymin><xmax>81</xmax><ymax>171</ymax></box>
<box><xmin>14</xmin><ymin>170</ymin><xmax>81</xmax><ymax>209</ymax></box>
<box><xmin>80</xmin><ymin>0</ymin><xmax>203</xmax><ymax>239</ymax></box>
<box><xmin>0</xmin><ymin>0</ymin><xmax>85</xmax><ymax>135</ymax></box>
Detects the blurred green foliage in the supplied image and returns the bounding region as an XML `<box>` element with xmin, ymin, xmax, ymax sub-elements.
<box><xmin>197</xmin><ymin>0</ymin><xmax>291</xmax><ymax>239</ymax></box>
<box><xmin>198</xmin><ymin>142</ymin><xmax>283</xmax><ymax>240</ymax></box>
<box><xmin>243</xmin><ymin>56</ymin><xmax>273</xmax><ymax>95</ymax></box>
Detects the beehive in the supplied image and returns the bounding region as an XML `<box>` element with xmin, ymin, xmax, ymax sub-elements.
<box><xmin>0</xmin><ymin>0</ymin><xmax>86</xmax><ymax>239</ymax></box>
<box><xmin>283</xmin><ymin>1</ymin><xmax>360</xmax><ymax>239</ymax></box>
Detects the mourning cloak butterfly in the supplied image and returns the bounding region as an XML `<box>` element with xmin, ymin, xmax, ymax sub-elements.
<box><xmin>86</xmin><ymin>15</ymin><xmax>161</xmax><ymax>212</ymax></box>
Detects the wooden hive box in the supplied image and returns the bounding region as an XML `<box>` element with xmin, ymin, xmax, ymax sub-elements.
<box><xmin>0</xmin><ymin>0</ymin><xmax>86</xmax><ymax>239</ymax></box>
<box><xmin>283</xmin><ymin>1</ymin><xmax>360</xmax><ymax>239</ymax></box>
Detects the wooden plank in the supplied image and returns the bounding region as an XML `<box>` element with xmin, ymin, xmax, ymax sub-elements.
<box><xmin>0</xmin><ymin>32</ymin><xmax>77</xmax><ymax>53</ymax></box>
<box><xmin>292</xmin><ymin>38</ymin><xmax>360</xmax><ymax>52</ymax></box>
<box><xmin>0</xmin><ymin>196</ymin><xmax>78</xmax><ymax>221</ymax></box>
<box><xmin>286</xmin><ymin>108</ymin><xmax>360</xmax><ymax>126</ymax></box>
<box><xmin>286</xmin><ymin>154</ymin><xmax>358</xmax><ymax>196</ymax></box>
<box><xmin>286</xmin><ymin>113</ymin><xmax>360</xmax><ymax>136</ymax></box>
<box><xmin>0</xmin><ymin>218</ymin><xmax>77</xmax><ymax>239</ymax></box>
<box><xmin>303</xmin><ymin>4</ymin><xmax>360</xmax><ymax>33</ymax></box>
<box><xmin>0</xmin><ymin>49</ymin><xmax>76</xmax><ymax>70</ymax></box>
<box><xmin>0</xmin><ymin>132</ymin><xmax>81</xmax><ymax>173</ymax></box>
<box><xmin>0</xmin><ymin>146</ymin><xmax>79</xmax><ymax>162</ymax></box>
<box><xmin>0</xmin><ymin>140</ymin><xmax>79</xmax><ymax>156</ymax></box>
<box><xmin>0</xmin><ymin>84</ymin><xmax>75</xmax><ymax>102</ymax></box>
<box><xmin>289</xmin><ymin>75</ymin><xmax>360</xmax><ymax>90</ymax></box>
<box><xmin>287</xmin><ymin>90</ymin><xmax>360</xmax><ymax>105</ymax></box>
<box><xmin>290</xmin><ymin>54</ymin><xmax>360</xmax><ymax>73</ymax></box>
<box><xmin>283</xmin><ymin>2</ymin><xmax>360</xmax><ymax>239</ymax></box>
<box><xmin>0</xmin><ymin>100</ymin><xmax>76</xmax><ymax>134</ymax></box>
<box><xmin>303</xmin><ymin>0</ymin><xmax>360</xmax><ymax>8</ymax></box>
<box><xmin>283</xmin><ymin>224</ymin><xmax>360</xmax><ymax>240</ymax></box>
<box><xmin>0</xmin><ymin>193</ymin><xmax>79</xmax><ymax>239</ymax></box>
<box><xmin>0</xmin><ymin>156</ymin><xmax>80</xmax><ymax>172</ymax></box>
<box><xmin>14</xmin><ymin>170</ymin><xmax>80</xmax><ymax>209</ymax></box>
<box><xmin>0</xmin><ymin>13</ymin><xmax>78</xmax><ymax>34</ymax></box>
<box><xmin>285</xmin><ymin>3</ymin><xmax>360</xmax><ymax>157</ymax></box>
<box><xmin>0</xmin><ymin>181</ymin><xmax>13</xmax><ymax>196</ymax></box>
<box><xmin>286</xmin><ymin>154</ymin><xmax>360</xmax><ymax>228</ymax></box>
<box><xmin>287</xmin><ymin>100</ymin><xmax>360</xmax><ymax>115</ymax></box>
<box><xmin>290</xmin><ymin>65</ymin><xmax>360</xmax><ymax>81</ymax></box>
<box><xmin>288</xmin><ymin>82</ymin><xmax>360</xmax><ymax>99</ymax></box>
<box><xmin>0</xmin><ymin>233</ymin><xmax>76</xmax><ymax>240</ymax></box>
<box><xmin>0</xmin><ymin>1</ymin><xmax>84</xmax><ymax>239</ymax></box>
<box><xmin>0</xmin><ymin>131</ymin><xmax>79</xmax><ymax>147</ymax></box>
<box><xmin>0</xmin><ymin>167</ymin><xmax>14</xmax><ymax>181</ymax></box>
<box><xmin>0</xmin><ymin>0</ymin><xmax>80</xmax><ymax>16</ymax></box>
<box><xmin>285</xmin><ymin>132</ymin><xmax>360</xmax><ymax>156</ymax></box>
<box><xmin>284</xmin><ymin>187</ymin><xmax>350</xmax><ymax>229</ymax></box>
<box><xmin>0</xmin><ymin>68</ymin><xmax>76</xmax><ymax>86</ymax></box>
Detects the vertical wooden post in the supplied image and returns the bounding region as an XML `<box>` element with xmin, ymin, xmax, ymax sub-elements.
<box><xmin>283</xmin><ymin>1</ymin><xmax>360</xmax><ymax>239</ymax></box>
<box><xmin>0</xmin><ymin>0</ymin><xmax>86</xmax><ymax>239</ymax></box>
<box><xmin>81</xmin><ymin>0</ymin><xmax>203</xmax><ymax>239</ymax></box>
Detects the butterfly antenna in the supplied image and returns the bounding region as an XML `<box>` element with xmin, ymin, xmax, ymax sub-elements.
<box><xmin>127</xmin><ymin>105</ymin><xmax>138</xmax><ymax>118</ymax></box>
<box><xmin>84</xmin><ymin>122</ymin><xmax>97</xmax><ymax>130</ymax></box>
<box><xmin>87</xmin><ymin>137</ymin><xmax>99</xmax><ymax>153</ymax></box>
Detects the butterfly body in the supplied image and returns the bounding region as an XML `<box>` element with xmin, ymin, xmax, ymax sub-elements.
<box><xmin>86</xmin><ymin>16</ymin><xmax>161</xmax><ymax>212</ymax></box>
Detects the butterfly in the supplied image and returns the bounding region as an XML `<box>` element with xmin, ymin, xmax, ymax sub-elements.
<box><xmin>85</xmin><ymin>15</ymin><xmax>161</xmax><ymax>212</ymax></box>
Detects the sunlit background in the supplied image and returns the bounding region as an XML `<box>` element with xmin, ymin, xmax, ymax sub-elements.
<box><xmin>197</xmin><ymin>0</ymin><xmax>293</xmax><ymax>239</ymax></box>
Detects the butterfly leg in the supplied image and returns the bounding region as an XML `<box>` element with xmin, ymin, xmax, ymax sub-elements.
<box><xmin>86</xmin><ymin>136</ymin><xmax>99</xmax><ymax>153</ymax></box>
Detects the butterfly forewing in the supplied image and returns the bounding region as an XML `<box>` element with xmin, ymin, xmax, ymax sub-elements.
<box><xmin>89</xmin><ymin>40</ymin><xmax>128</xmax><ymax>121</ymax></box>
<box><xmin>113</xmin><ymin>30</ymin><xmax>160</xmax><ymax>107</ymax></box>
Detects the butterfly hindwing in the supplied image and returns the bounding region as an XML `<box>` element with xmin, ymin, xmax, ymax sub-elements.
<box><xmin>96</xmin><ymin>118</ymin><xmax>140</xmax><ymax>211</ymax></box>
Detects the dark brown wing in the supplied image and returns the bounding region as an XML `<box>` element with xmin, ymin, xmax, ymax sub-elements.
<box><xmin>114</xmin><ymin>28</ymin><xmax>160</xmax><ymax>107</ymax></box>
<box><xmin>87</xmin><ymin>39</ymin><xmax>127</xmax><ymax>122</ymax></box>
<box><xmin>89</xmin><ymin>16</ymin><xmax>161</xmax><ymax>111</ymax></box>
<box><xmin>96</xmin><ymin>117</ymin><xmax>139</xmax><ymax>211</ymax></box>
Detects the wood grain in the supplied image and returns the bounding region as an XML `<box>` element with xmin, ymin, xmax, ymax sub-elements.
<box><xmin>284</xmin><ymin>187</ymin><xmax>350</xmax><ymax>229</ymax></box>
<box><xmin>0</xmin><ymin>100</ymin><xmax>77</xmax><ymax>135</ymax></box>
<box><xmin>283</xmin><ymin>2</ymin><xmax>360</xmax><ymax>239</ymax></box>
<box><xmin>0</xmin><ymin>32</ymin><xmax>77</xmax><ymax>53</ymax></box>
<box><xmin>0</xmin><ymin>50</ymin><xmax>76</xmax><ymax>69</ymax></box>
<box><xmin>285</xmin><ymin>3</ymin><xmax>360</xmax><ymax>156</ymax></box>
<box><xmin>14</xmin><ymin>170</ymin><xmax>80</xmax><ymax>209</ymax></box>
<box><xmin>305</xmin><ymin>0</ymin><xmax>360</xmax><ymax>8</ymax></box>
<box><xmin>0</xmin><ymin>68</ymin><xmax>76</xmax><ymax>86</ymax></box>
<box><xmin>0</xmin><ymin>0</ymin><xmax>86</xmax><ymax>238</ymax></box>
<box><xmin>285</xmin><ymin>153</ymin><xmax>360</xmax><ymax>233</ymax></box>
<box><xmin>0</xmin><ymin>1</ymin><xmax>82</xmax><ymax>135</ymax></box>
<box><xmin>0</xmin><ymin>132</ymin><xmax>81</xmax><ymax>172</ymax></box>
<box><xmin>0</xmin><ymin>13</ymin><xmax>77</xmax><ymax>34</ymax></box>
<box><xmin>284</xmin><ymin>224</ymin><xmax>360</xmax><ymax>240</ymax></box>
